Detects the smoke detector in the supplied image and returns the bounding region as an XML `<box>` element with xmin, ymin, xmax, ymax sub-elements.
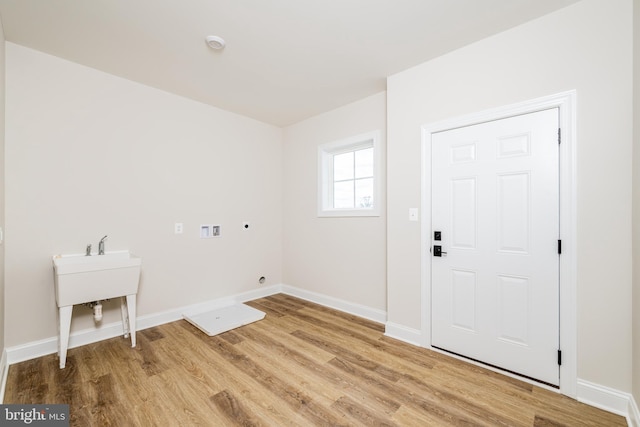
<box><xmin>205</xmin><ymin>35</ymin><xmax>226</xmax><ymax>50</ymax></box>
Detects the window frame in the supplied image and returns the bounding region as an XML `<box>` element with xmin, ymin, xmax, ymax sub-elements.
<box><xmin>317</xmin><ymin>130</ymin><xmax>381</xmax><ymax>217</ymax></box>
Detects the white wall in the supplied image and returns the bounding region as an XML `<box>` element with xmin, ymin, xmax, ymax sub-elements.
<box><xmin>283</xmin><ymin>92</ymin><xmax>387</xmax><ymax>312</ymax></box>
<box><xmin>0</xmin><ymin>17</ymin><xmax>5</xmax><ymax>356</ymax></box>
<box><xmin>387</xmin><ymin>0</ymin><xmax>633</xmax><ymax>392</ymax></box>
<box><xmin>633</xmin><ymin>0</ymin><xmax>640</xmax><ymax>411</ymax></box>
<box><xmin>4</xmin><ymin>43</ymin><xmax>283</xmax><ymax>347</ymax></box>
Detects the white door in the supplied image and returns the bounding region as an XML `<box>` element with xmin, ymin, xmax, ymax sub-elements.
<box><xmin>431</xmin><ymin>108</ymin><xmax>560</xmax><ymax>385</ymax></box>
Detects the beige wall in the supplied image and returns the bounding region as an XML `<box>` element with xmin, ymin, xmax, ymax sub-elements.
<box><xmin>387</xmin><ymin>0</ymin><xmax>633</xmax><ymax>392</ymax></box>
<box><xmin>282</xmin><ymin>92</ymin><xmax>387</xmax><ymax>311</ymax></box>
<box><xmin>633</xmin><ymin>0</ymin><xmax>640</xmax><ymax>409</ymax></box>
<box><xmin>0</xmin><ymin>17</ymin><xmax>5</xmax><ymax>355</ymax></box>
<box><xmin>4</xmin><ymin>43</ymin><xmax>283</xmax><ymax>347</ymax></box>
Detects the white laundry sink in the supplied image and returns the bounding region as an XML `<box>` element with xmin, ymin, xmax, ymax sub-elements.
<box><xmin>51</xmin><ymin>250</ymin><xmax>142</xmax><ymax>369</ymax></box>
<box><xmin>52</xmin><ymin>250</ymin><xmax>141</xmax><ymax>307</ymax></box>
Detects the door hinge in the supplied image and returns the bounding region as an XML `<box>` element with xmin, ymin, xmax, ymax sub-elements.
<box><xmin>558</xmin><ymin>350</ymin><xmax>562</xmax><ymax>366</ymax></box>
<box><xmin>558</xmin><ymin>240</ymin><xmax>562</xmax><ymax>254</ymax></box>
<box><xmin>558</xmin><ymin>128</ymin><xmax>561</xmax><ymax>144</ymax></box>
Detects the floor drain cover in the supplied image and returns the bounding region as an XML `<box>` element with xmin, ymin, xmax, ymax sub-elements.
<box><xmin>183</xmin><ymin>303</ymin><xmax>265</xmax><ymax>336</ymax></box>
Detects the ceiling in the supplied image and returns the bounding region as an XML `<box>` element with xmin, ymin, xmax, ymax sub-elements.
<box><xmin>0</xmin><ymin>0</ymin><xmax>578</xmax><ymax>127</ymax></box>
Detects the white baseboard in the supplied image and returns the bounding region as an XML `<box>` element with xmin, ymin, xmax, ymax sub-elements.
<box><xmin>6</xmin><ymin>284</ymin><xmax>283</xmax><ymax>365</ymax></box>
<box><xmin>628</xmin><ymin>394</ymin><xmax>640</xmax><ymax>427</ymax></box>
<box><xmin>280</xmin><ymin>284</ymin><xmax>387</xmax><ymax>324</ymax></box>
<box><xmin>5</xmin><ymin>284</ymin><xmax>388</xmax><ymax>366</ymax></box>
<box><xmin>577</xmin><ymin>379</ymin><xmax>636</xmax><ymax>423</ymax></box>
<box><xmin>0</xmin><ymin>348</ymin><xmax>7</xmax><ymax>403</ymax></box>
<box><xmin>383</xmin><ymin>321</ymin><xmax>422</xmax><ymax>346</ymax></box>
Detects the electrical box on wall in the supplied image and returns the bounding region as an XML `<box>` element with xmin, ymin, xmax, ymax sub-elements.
<box><xmin>174</xmin><ymin>223</ymin><xmax>183</xmax><ymax>234</ymax></box>
<box><xmin>200</xmin><ymin>224</ymin><xmax>221</xmax><ymax>238</ymax></box>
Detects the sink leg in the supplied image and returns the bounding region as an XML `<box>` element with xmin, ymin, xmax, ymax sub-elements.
<box><xmin>125</xmin><ymin>294</ymin><xmax>137</xmax><ymax>348</ymax></box>
<box><xmin>56</xmin><ymin>306</ymin><xmax>61</xmax><ymax>358</ymax></box>
<box><xmin>120</xmin><ymin>297</ymin><xmax>130</xmax><ymax>338</ymax></box>
<box><xmin>58</xmin><ymin>306</ymin><xmax>73</xmax><ymax>369</ymax></box>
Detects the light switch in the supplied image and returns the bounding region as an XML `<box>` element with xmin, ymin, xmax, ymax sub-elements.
<box><xmin>409</xmin><ymin>208</ymin><xmax>419</xmax><ymax>221</ymax></box>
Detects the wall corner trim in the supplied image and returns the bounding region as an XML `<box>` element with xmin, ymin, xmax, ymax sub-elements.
<box><xmin>577</xmin><ymin>379</ymin><xmax>636</xmax><ymax>423</ymax></box>
<box><xmin>628</xmin><ymin>393</ymin><xmax>640</xmax><ymax>427</ymax></box>
<box><xmin>384</xmin><ymin>322</ymin><xmax>422</xmax><ymax>347</ymax></box>
<box><xmin>0</xmin><ymin>348</ymin><xmax>7</xmax><ymax>403</ymax></box>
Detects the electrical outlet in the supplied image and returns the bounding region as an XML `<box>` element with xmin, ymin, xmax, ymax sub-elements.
<box><xmin>174</xmin><ymin>223</ymin><xmax>183</xmax><ymax>234</ymax></box>
<box><xmin>200</xmin><ymin>224</ymin><xmax>221</xmax><ymax>238</ymax></box>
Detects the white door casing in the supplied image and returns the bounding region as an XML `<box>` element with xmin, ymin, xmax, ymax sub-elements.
<box><xmin>420</xmin><ymin>91</ymin><xmax>577</xmax><ymax>396</ymax></box>
<box><xmin>431</xmin><ymin>108</ymin><xmax>559</xmax><ymax>386</ymax></box>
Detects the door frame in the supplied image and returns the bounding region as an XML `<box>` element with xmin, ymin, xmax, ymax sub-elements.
<box><xmin>420</xmin><ymin>90</ymin><xmax>577</xmax><ymax>397</ymax></box>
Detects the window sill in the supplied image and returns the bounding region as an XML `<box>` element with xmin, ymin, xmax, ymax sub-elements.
<box><xmin>318</xmin><ymin>208</ymin><xmax>380</xmax><ymax>218</ymax></box>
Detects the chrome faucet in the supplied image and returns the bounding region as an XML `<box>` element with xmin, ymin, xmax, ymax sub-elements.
<box><xmin>98</xmin><ymin>235</ymin><xmax>107</xmax><ymax>255</ymax></box>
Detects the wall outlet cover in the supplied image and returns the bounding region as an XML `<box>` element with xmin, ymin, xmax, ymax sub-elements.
<box><xmin>200</xmin><ymin>224</ymin><xmax>222</xmax><ymax>238</ymax></box>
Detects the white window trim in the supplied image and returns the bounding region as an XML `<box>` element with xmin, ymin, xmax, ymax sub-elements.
<box><xmin>318</xmin><ymin>130</ymin><xmax>381</xmax><ymax>217</ymax></box>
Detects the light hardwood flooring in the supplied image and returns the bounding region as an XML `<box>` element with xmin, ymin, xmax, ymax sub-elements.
<box><xmin>5</xmin><ymin>294</ymin><xmax>626</xmax><ymax>426</ymax></box>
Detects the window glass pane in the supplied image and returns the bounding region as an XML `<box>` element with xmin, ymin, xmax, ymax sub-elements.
<box><xmin>318</xmin><ymin>131</ymin><xmax>379</xmax><ymax>216</ymax></box>
<box><xmin>355</xmin><ymin>147</ymin><xmax>374</xmax><ymax>178</ymax></box>
<box><xmin>333</xmin><ymin>152</ymin><xmax>354</xmax><ymax>181</ymax></box>
<box><xmin>334</xmin><ymin>180</ymin><xmax>354</xmax><ymax>209</ymax></box>
<box><xmin>355</xmin><ymin>178</ymin><xmax>374</xmax><ymax>208</ymax></box>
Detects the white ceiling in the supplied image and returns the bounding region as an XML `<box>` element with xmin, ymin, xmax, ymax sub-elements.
<box><xmin>0</xmin><ymin>0</ymin><xmax>578</xmax><ymax>127</ymax></box>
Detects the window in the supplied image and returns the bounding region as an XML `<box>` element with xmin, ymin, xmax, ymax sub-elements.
<box><xmin>318</xmin><ymin>131</ymin><xmax>380</xmax><ymax>217</ymax></box>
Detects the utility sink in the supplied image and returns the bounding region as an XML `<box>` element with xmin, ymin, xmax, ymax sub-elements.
<box><xmin>53</xmin><ymin>251</ymin><xmax>141</xmax><ymax>307</ymax></box>
<box><xmin>51</xmin><ymin>250</ymin><xmax>142</xmax><ymax>369</ymax></box>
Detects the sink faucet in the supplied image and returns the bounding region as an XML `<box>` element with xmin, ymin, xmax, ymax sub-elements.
<box><xmin>98</xmin><ymin>235</ymin><xmax>107</xmax><ymax>255</ymax></box>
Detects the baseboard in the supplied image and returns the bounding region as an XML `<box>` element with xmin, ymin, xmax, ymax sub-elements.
<box><xmin>0</xmin><ymin>348</ymin><xmax>7</xmax><ymax>403</ymax></box>
<box><xmin>628</xmin><ymin>394</ymin><xmax>640</xmax><ymax>427</ymax></box>
<box><xmin>280</xmin><ymin>284</ymin><xmax>387</xmax><ymax>324</ymax></box>
<box><xmin>577</xmin><ymin>379</ymin><xmax>635</xmax><ymax>423</ymax></box>
<box><xmin>5</xmin><ymin>284</ymin><xmax>389</xmax><ymax>366</ymax></box>
<box><xmin>6</xmin><ymin>284</ymin><xmax>283</xmax><ymax>365</ymax></box>
<box><xmin>383</xmin><ymin>321</ymin><xmax>422</xmax><ymax>346</ymax></box>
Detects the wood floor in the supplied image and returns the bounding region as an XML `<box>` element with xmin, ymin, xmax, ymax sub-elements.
<box><xmin>5</xmin><ymin>294</ymin><xmax>626</xmax><ymax>426</ymax></box>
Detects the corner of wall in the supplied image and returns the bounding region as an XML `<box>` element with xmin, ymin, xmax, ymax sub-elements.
<box><xmin>629</xmin><ymin>395</ymin><xmax>640</xmax><ymax>427</ymax></box>
<box><xmin>0</xmin><ymin>348</ymin><xmax>7</xmax><ymax>403</ymax></box>
<box><xmin>576</xmin><ymin>379</ymin><xmax>637</xmax><ymax>421</ymax></box>
<box><xmin>633</xmin><ymin>0</ymin><xmax>640</xmax><ymax>423</ymax></box>
<box><xmin>0</xmin><ymin>7</ymin><xmax>7</xmax><ymax>393</ymax></box>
